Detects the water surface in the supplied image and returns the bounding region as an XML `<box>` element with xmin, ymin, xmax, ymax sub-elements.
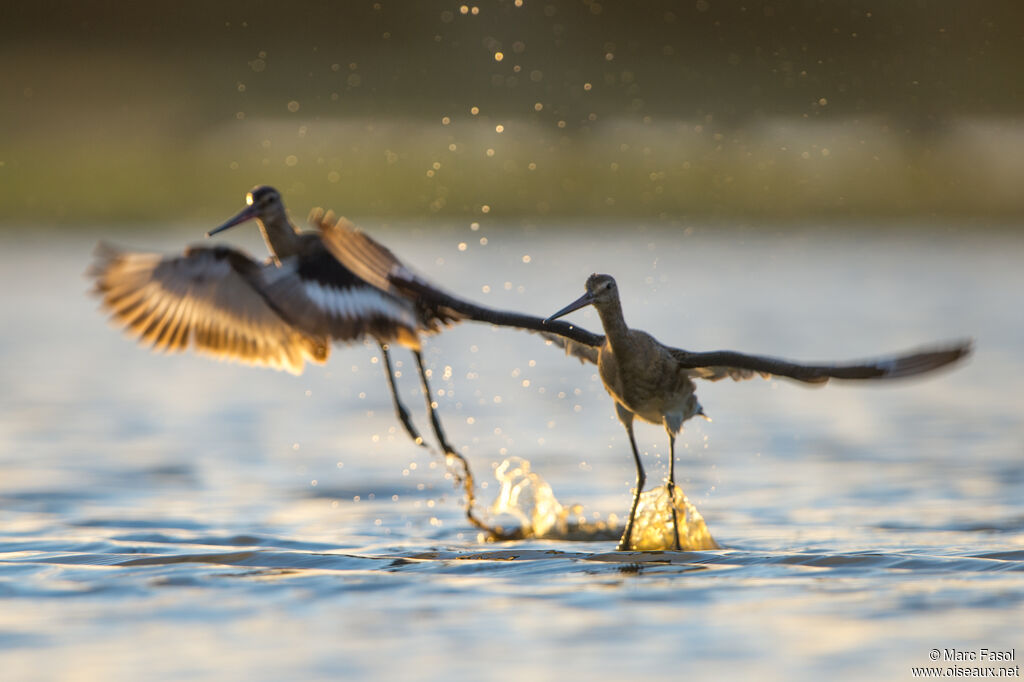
<box><xmin>1</xmin><ymin>225</ymin><xmax>1021</xmax><ymax>680</ymax></box>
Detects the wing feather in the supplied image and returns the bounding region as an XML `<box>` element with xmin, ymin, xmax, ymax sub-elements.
<box><xmin>539</xmin><ymin>333</ymin><xmax>601</xmax><ymax>365</ymax></box>
<box><xmin>89</xmin><ymin>242</ymin><xmax>329</xmax><ymax>374</ymax></box>
<box><xmin>259</xmin><ymin>242</ymin><xmax>424</xmax><ymax>346</ymax></box>
<box><xmin>311</xmin><ymin>210</ymin><xmax>464</xmax><ymax>331</ymax></box>
<box><xmin>668</xmin><ymin>342</ymin><xmax>972</xmax><ymax>384</ymax></box>
<box><xmin>309</xmin><ymin>208</ymin><xmax>413</xmax><ymax>296</ymax></box>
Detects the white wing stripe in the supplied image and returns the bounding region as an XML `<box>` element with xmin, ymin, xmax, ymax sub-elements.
<box><xmin>263</xmin><ymin>257</ymin><xmax>299</xmax><ymax>283</ymax></box>
<box><xmin>302</xmin><ymin>281</ymin><xmax>417</xmax><ymax>327</ymax></box>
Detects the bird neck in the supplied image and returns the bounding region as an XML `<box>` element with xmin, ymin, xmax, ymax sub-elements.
<box><xmin>594</xmin><ymin>297</ymin><xmax>631</xmax><ymax>351</ymax></box>
<box><xmin>256</xmin><ymin>210</ymin><xmax>301</xmax><ymax>261</ymax></box>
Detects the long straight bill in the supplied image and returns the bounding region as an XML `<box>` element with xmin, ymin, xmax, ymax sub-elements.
<box><xmin>206</xmin><ymin>204</ymin><xmax>260</xmax><ymax>237</ymax></box>
<box><xmin>544</xmin><ymin>291</ymin><xmax>596</xmax><ymax>323</ymax></box>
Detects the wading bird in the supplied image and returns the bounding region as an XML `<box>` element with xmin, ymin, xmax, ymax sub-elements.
<box><xmin>90</xmin><ymin>187</ymin><xmax>488</xmax><ymax>526</ymax></box>
<box><xmin>90</xmin><ymin>186</ymin><xmax>601</xmax><ymax>535</ymax></box>
<box><xmin>545</xmin><ymin>273</ymin><xmax>971</xmax><ymax>551</ymax></box>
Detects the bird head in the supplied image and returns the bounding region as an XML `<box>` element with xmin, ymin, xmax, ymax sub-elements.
<box><xmin>207</xmin><ymin>185</ymin><xmax>286</xmax><ymax>237</ymax></box>
<box><xmin>545</xmin><ymin>273</ymin><xmax>618</xmax><ymax>322</ymax></box>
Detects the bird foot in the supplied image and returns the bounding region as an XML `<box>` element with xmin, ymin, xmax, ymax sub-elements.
<box><xmin>616</xmin><ymin>525</ymin><xmax>634</xmax><ymax>552</ymax></box>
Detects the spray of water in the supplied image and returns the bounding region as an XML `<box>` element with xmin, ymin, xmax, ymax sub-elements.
<box><xmin>481</xmin><ymin>456</ymin><xmax>718</xmax><ymax>550</ymax></box>
<box><xmin>627</xmin><ymin>483</ymin><xmax>718</xmax><ymax>551</ymax></box>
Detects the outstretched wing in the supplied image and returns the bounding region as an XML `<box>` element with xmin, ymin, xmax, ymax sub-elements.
<box><xmin>668</xmin><ymin>341</ymin><xmax>972</xmax><ymax>384</ymax></box>
<box><xmin>539</xmin><ymin>333</ymin><xmax>601</xmax><ymax>365</ymax></box>
<box><xmin>310</xmin><ymin>209</ymin><xmax>463</xmax><ymax>332</ymax></box>
<box><xmin>259</xmin><ymin>236</ymin><xmax>426</xmax><ymax>346</ymax></box>
<box><xmin>390</xmin><ymin>270</ymin><xmax>606</xmax><ymax>348</ymax></box>
<box><xmin>89</xmin><ymin>242</ymin><xmax>329</xmax><ymax>375</ymax></box>
<box><xmin>312</xmin><ymin>209</ymin><xmax>606</xmax><ymax>347</ymax></box>
<box><xmin>309</xmin><ymin>208</ymin><xmax>417</xmax><ymax>299</ymax></box>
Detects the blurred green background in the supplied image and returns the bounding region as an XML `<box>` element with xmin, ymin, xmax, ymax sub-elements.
<box><xmin>3</xmin><ymin>0</ymin><xmax>1023</xmax><ymax>225</ymax></box>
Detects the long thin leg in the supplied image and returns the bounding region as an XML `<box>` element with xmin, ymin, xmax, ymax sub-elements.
<box><xmin>380</xmin><ymin>343</ymin><xmax>425</xmax><ymax>448</ymax></box>
<box><xmin>667</xmin><ymin>432</ymin><xmax>681</xmax><ymax>551</ymax></box>
<box><xmin>616</xmin><ymin>404</ymin><xmax>645</xmax><ymax>551</ymax></box>
<box><xmin>412</xmin><ymin>349</ymin><xmax>494</xmax><ymax>535</ymax></box>
<box><xmin>412</xmin><ymin>349</ymin><xmax>455</xmax><ymax>456</ymax></box>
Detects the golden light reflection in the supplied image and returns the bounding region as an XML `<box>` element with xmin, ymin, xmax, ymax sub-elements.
<box><xmin>484</xmin><ymin>456</ymin><xmax>718</xmax><ymax>550</ymax></box>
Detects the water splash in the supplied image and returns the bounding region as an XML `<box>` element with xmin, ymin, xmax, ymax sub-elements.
<box><xmin>487</xmin><ymin>457</ymin><xmax>582</xmax><ymax>538</ymax></box>
<box><xmin>626</xmin><ymin>484</ymin><xmax>719</xmax><ymax>551</ymax></box>
<box><xmin>482</xmin><ymin>456</ymin><xmax>718</xmax><ymax>550</ymax></box>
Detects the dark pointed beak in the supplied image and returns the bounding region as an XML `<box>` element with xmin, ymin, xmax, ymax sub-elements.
<box><xmin>544</xmin><ymin>291</ymin><xmax>595</xmax><ymax>324</ymax></box>
<box><xmin>206</xmin><ymin>204</ymin><xmax>260</xmax><ymax>237</ymax></box>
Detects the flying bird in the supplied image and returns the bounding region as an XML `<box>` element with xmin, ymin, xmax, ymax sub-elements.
<box><xmin>90</xmin><ymin>186</ymin><xmax>604</xmax><ymax>537</ymax></box>
<box><xmin>90</xmin><ymin>187</ymin><xmax>479</xmax><ymax>530</ymax></box>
